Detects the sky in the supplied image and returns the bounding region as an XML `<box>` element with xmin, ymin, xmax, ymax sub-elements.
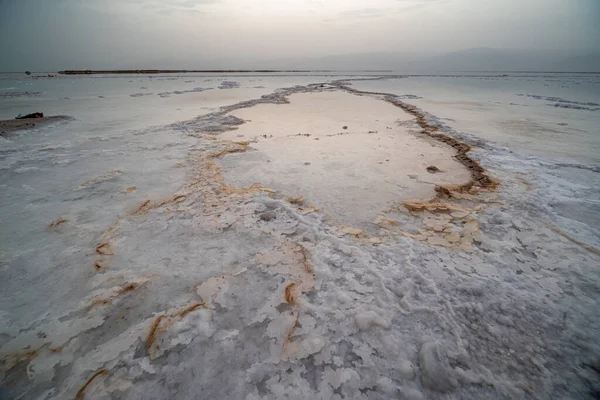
<box><xmin>0</xmin><ymin>0</ymin><xmax>599</xmax><ymax>71</ymax></box>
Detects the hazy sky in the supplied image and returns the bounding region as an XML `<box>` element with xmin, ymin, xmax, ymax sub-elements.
<box><xmin>0</xmin><ymin>0</ymin><xmax>598</xmax><ymax>70</ymax></box>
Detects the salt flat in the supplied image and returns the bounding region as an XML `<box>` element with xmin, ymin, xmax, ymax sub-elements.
<box><xmin>0</xmin><ymin>74</ymin><xmax>599</xmax><ymax>400</ymax></box>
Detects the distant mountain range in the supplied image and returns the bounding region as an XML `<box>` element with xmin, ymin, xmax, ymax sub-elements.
<box><xmin>47</xmin><ymin>48</ymin><xmax>600</xmax><ymax>74</ymax></box>
<box><xmin>261</xmin><ymin>48</ymin><xmax>600</xmax><ymax>73</ymax></box>
<box><xmin>550</xmin><ymin>53</ymin><xmax>600</xmax><ymax>73</ymax></box>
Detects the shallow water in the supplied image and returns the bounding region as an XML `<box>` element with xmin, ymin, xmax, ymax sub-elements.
<box><xmin>1</xmin><ymin>73</ymin><xmax>599</xmax><ymax>400</ymax></box>
<box><xmin>220</xmin><ymin>90</ymin><xmax>472</xmax><ymax>228</ymax></box>
<box><xmin>350</xmin><ymin>74</ymin><xmax>600</xmax><ymax>164</ymax></box>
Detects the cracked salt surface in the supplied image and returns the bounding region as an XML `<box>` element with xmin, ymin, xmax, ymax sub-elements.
<box><xmin>1</xmin><ymin>74</ymin><xmax>599</xmax><ymax>400</ymax></box>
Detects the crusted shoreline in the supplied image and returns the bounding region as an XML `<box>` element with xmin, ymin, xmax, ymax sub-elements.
<box><xmin>332</xmin><ymin>80</ymin><xmax>497</xmax><ymax>189</ymax></box>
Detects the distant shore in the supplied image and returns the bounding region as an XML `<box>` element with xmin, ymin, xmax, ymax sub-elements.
<box><xmin>57</xmin><ymin>69</ymin><xmax>335</xmax><ymax>75</ymax></box>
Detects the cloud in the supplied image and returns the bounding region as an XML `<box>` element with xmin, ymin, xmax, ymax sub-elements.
<box><xmin>337</xmin><ymin>0</ymin><xmax>445</xmax><ymax>20</ymax></box>
<box><xmin>396</xmin><ymin>0</ymin><xmax>446</xmax><ymax>11</ymax></box>
<box><xmin>339</xmin><ymin>8</ymin><xmax>391</xmax><ymax>19</ymax></box>
<box><xmin>141</xmin><ymin>0</ymin><xmax>220</xmax><ymax>10</ymax></box>
<box><xmin>396</xmin><ymin>0</ymin><xmax>444</xmax><ymax>3</ymax></box>
<box><xmin>61</xmin><ymin>0</ymin><xmax>220</xmax><ymax>15</ymax></box>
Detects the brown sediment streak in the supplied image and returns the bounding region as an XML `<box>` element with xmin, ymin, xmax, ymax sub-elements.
<box><xmin>94</xmin><ymin>260</ymin><xmax>106</xmax><ymax>271</ymax></box>
<box><xmin>391</xmin><ymin>101</ymin><xmax>497</xmax><ymax>189</ymax></box>
<box><xmin>516</xmin><ymin>175</ymin><xmax>533</xmax><ymax>192</ymax></box>
<box><xmin>178</xmin><ymin>302</ymin><xmax>206</xmax><ymax>318</ymax></box>
<box><xmin>340</xmin><ymin>225</ymin><xmax>367</xmax><ymax>238</ymax></box>
<box><xmin>120</xmin><ymin>186</ymin><xmax>137</xmax><ymax>194</ymax></box>
<box><xmin>298</xmin><ymin>206</ymin><xmax>318</xmax><ymax>214</ymax></box>
<box><xmin>209</xmin><ymin>141</ymin><xmax>249</xmax><ymax>159</ymax></box>
<box><xmin>95</xmin><ymin>242</ymin><xmax>114</xmax><ymax>256</ymax></box>
<box><xmin>548</xmin><ymin>224</ymin><xmax>600</xmax><ymax>257</ymax></box>
<box><xmin>48</xmin><ymin>217</ymin><xmax>69</xmax><ymax>228</ymax></box>
<box><xmin>90</xmin><ymin>222</ymin><xmax>120</xmax><ymax>269</ymax></box>
<box><xmin>75</xmin><ymin>369</ymin><xmax>108</xmax><ymax>399</ymax></box>
<box><xmin>281</xmin><ymin>313</ymin><xmax>300</xmax><ymax>357</ymax></box>
<box><xmin>1</xmin><ymin>349</ymin><xmax>40</xmax><ymax>372</ymax></box>
<box><xmin>187</xmin><ymin>142</ymin><xmax>273</xmax><ymax>201</ymax></box>
<box><xmin>221</xmin><ymin>182</ymin><xmax>270</xmax><ymax>195</ymax></box>
<box><xmin>132</xmin><ymin>194</ymin><xmax>188</xmax><ymax>216</ymax></box>
<box><xmin>435</xmin><ymin>182</ymin><xmax>475</xmax><ymax>197</ymax></box>
<box><xmin>203</xmin><ymin>158</ymin><xmax>270</xmax><ymax>195</ymax></box>
<box><xmin>286</xmin><ymin>196</ymin><xmax>305</xmax><ymax>205</ymax></box>
<box><xmin>101</xmin><ymin>222</ymin><xmax>120</xmax><ymax>238</ymax></box>
<box><xmin>159</xmin><ymin>194</ymin><xmax>186</xmax><ymax>205</ymax></box>
<box><xmin>135</xmin><ymin>200</ymin><xmax>153</xmax><ymax>214</ymax></box>
<box><xmin>299</xmin><ymin>246</ymin><xmax>314</xmax><ymax>276</ymax></box>
<box><xmin>403</xmin><ymin>201</ymin><xmax>471</xmax><ymax>213</ymax></box>
<box><xmin>79</xmin><ymin>170</ymin><xmax>122</xmax><ymax>188</ymax></box>
<box><xmin>335</xmin><ymin>83</ymin><xmax>498</xmax><ymax>190</ymax></box>
<box><xmin>145</xmin><ymin>302</ymin><xmax>206</xmax><ymax>356</ymax></box>
<box><xmin>284</xmin><ymin>282</ymin><xmax>298</xmax><ymax>303</ymax></box>
<box><xmin>146</xmin><ymin>315</ymin><xmax>165</xmax><ymax>351</ymax></box>
<box><xmin>87</xmin><ymin>280</ymin><xmax>148</xmax><ymax>309</ymax></box>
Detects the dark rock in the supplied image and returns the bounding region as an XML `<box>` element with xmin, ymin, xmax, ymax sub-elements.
<box><xmin>259</xmin><ymin>211</ymin><xmax>277</xmax><ymax>221</ymax></box>
<box><xmin>15</xmin><ymin>112</ymin><xmax>44</xmax><ymax>120</ymax></box>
